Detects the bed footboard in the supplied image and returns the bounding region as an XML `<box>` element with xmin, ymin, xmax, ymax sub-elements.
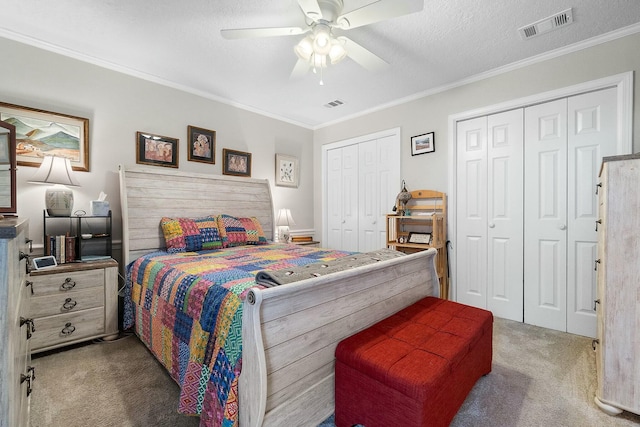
<box><xmin>239</xmin><ymin>248</ymin><xmax>439</xmax><ymax>427</ymax></box>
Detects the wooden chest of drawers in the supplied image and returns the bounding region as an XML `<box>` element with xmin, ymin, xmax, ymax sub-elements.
<box><xmin>28</xmin><ymin>259</ymin><xmax>119</xmax><ymax>353</ymax></box>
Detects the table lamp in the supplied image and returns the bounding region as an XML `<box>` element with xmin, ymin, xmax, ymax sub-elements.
<box><xmin>276</xmin><ymin>208</ymin><xmax>296</xmax><ymax>243</ymax></box>
<box><xmin>29</xmin><ymin>155</ymin><xmax>80</xmax><ymax>217</ymax></box>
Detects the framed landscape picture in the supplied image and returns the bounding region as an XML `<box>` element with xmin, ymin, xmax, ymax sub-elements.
<box><xmin>275</xmin><ymin>153</ymin><xmax>299</xmax><ymax>187</ymax></box>
<box><xmin>222</xmin><ymin>148</ymin><xmax>251</xmax><ymax>177</ymax></box>
<box><xmin>187</xmin><ymin>125</ymin><xmax>215</xmax><ymax>164</ymax></box>
<box><xmin>0</xmin><ymin>102</ymin><xmax>90</xmax><ymax>171</ymax></box>
<box><xmin>136</xmin><ymin>131</ymin><xmax>179</xmax><ymax>168</ymax></box>
<box><xmin>411</xmin><ymin>132</ymin><xmax>435</xmax><ymax>156</ymax></box>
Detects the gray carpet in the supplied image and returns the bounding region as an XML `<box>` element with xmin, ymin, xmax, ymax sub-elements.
<box><xmin>30</xmin><ymin>318</ymin><xmax>640</xmax><ymax>427</ymax></box>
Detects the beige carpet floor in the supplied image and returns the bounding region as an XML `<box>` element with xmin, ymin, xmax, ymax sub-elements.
<box><xmin>29</xmin><ymin>317</ymin><xmax>640</xmax><ymax>427</ymax></box>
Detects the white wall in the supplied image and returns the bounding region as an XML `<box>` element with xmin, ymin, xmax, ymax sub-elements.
<box><xmin>0</xmin><ymin>37</ymin><xmax>314</xmax><ymax>262</ymax></box>
<box><xmin>313</xmin><ymin>32</ymin><xmax>640</xmax><ymax>243</ymax></box>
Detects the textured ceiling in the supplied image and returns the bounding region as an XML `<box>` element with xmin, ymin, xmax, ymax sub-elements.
<box><xmin>1</xmin><ymin>0</ymin><xmax>640</xmax><ymax>128</ymax></box>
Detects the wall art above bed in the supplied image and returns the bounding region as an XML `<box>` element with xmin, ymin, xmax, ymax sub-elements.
<box><xmin>136</xmin><ymin>131</ymin><xmax>178</xmax><ymax>168</ymax></box>
<box><xmin>222</xmin><ymin>148</ymin><xmax>251</xmax><ymax>177</ymax></box>
<box><xmin>187</xmin><ymin>125</ymin><xmax>215</xmax><ymax>164</ymax></box>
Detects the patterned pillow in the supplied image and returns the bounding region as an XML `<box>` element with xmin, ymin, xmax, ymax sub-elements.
<box><xmin>238</xmin><ymin>217</ymin><xmax>268</xmax><ymax>245</ymax></box>
<box><xmin>160</xmin><ymin>216</ymin><xmax>222</xmax><ymax>253</ymax></box>
<box><xmin>217</xmin><ymin>214</ymin><xmax>248</xmax><ymax>247</ymax></box>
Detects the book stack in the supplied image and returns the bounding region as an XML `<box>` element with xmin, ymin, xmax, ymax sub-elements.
<box><xmin>44</xmin><ymin>234</ymin><xmax>77</xmax><ymax>264</ymax></box>
<box><xmin>291</xmin><ymin>235</ymin><xmax>313</xmax><ymax>243</ymax></box>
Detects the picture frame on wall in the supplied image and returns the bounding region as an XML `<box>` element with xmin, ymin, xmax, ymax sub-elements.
<box><xmin>411</xmin><ymin>132</ymin><xmax>435</xmax><ymax>156</ymax></box>
<box><xmin>222</xmin><ymin>148</ymin><xmax>251</xmax><ymax>177</ymax></box>
<box><xmin>136</xmin><ymin>131</ymin><xmax>179</xmax><ymax>168</ymax></box>
<box><xmin>275</xmin><ymin>153</ymin><xmax>299</xmax><ymax>188</ymax></box>
<box><xmin>0</xmin><ymin>101</ymin><xmax>90</xmax><ymax>171</ymax></box>
<box><xmin>187</xmin><ymin>125</ymin><xmax>215</xmax><ymax>164</ymax></box>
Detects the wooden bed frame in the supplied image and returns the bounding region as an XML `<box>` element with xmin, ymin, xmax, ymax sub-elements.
<box><xmin>119</xmin><ymin>165</ymin><xmax>440</xmax><ymax>427</ymax></box>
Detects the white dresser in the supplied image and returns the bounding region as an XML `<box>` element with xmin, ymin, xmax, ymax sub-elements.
<box><xmin>594</xmin><ymin>153</ymin><xmax>640</xmax><ymax>416</ymax></box>
<box><xmin>0</xmin><ymin>218</ymin><xmax>31</xmax><ymax>427</ymax></box>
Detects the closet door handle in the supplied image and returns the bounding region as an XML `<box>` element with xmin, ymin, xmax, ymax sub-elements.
<box><xmin>488</xmin><ymin>223</ymin><xmax>495</xmax><ymax>228</ymax></box>
<box><xmin>559</xmin><ymin>224</ymin><xmax>566</xmax><ymax>230</ymax></box>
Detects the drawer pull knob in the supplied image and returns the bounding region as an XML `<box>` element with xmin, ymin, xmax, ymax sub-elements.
<box><xmin>593</xmin><ymin>299</ymin><xmax>600</xmax><ymax>311</ymax></box>
<box><xmin>61</xmin><ymin>322</ymin><xmax>76</xmax><ymax>335</ymax></box>
<box><xmin>20</xmin><ymin>317</ymin><xmax>35</xmax><ymax>339</ymax></box>
<box><xmin>60</xmin><ymin>278</ymin><xmax>76</xmax><ymax>291</ymax></box>
<box><xmin>19</xmin><ymin>251</ymin><xmax>29</xmax><ymax>261</ymax></box>
<box><xmin>592</xmin><ymin>339</ymin><xmax>600</xmax><ymax>351</ymax></box>
<box><xmin>20</xmin><ymin>373</ymin><xmax>33</xmax><ymax>397</ymax></box>
<box><xmin>62</xmin><ymin>298</ymin><xmax>77</xmax><ymax>311</ymax></box>
<box><xmin>26</xmin><ymin>280</ymin><xmax>34</xmax><ymax>295</ymax></box>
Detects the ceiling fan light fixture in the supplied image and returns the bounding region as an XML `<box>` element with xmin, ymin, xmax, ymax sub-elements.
<box><xmin>312</xmin><ymin>24</ymin><xmax>332</xmax><ymax>56</ymax></box>
<box><xmin>329</xmin><ymin>39</ymin><xmax>347</xmax><ymax>64</ymax></box>
<box><xmin>294</xmin><ymin>35</ymin><xmax>314</xmax><ymax>60</ymax></box>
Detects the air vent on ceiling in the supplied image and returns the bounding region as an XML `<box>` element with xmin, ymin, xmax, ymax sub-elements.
<box><xmin>518</xmin><ymin>8</ymin><xmax>574</xmax><ymax>40</ymax></box>
<box><xmin>324</xmin><ymin>99</ymin><xmax>345</xmax><ymax>108</ymax></box>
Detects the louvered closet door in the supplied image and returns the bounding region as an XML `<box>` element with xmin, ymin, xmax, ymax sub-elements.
<box><xmin>456</xmin><ymin>110</ymin><xmax>523</xmax><ymax>321</ymax></box>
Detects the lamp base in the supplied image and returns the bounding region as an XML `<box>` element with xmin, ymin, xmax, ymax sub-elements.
<box><xmin>45</xmin><ymin>185</ymin><xmax>74</xmax><ymax>217</ymax></box>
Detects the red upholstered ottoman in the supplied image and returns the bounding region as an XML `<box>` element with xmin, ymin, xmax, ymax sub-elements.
<box><xmin>335</xmin><ymin>297</ymin><xmax>493</xmax><ymax>427</ymax></box>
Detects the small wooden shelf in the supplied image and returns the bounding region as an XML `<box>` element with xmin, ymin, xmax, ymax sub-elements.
<box><xmin>386</xmin><ymin>190</ymin><xmax>448</xmax><ymax>299</ymax></box>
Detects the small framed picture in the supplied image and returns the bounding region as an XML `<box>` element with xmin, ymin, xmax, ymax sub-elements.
<box><xmin>136</xmin><ymin>131</ymin><xmax>179</xmax><ymax>168</ymax></box>
<box><xmin>411</xmin><ymin>132</ymin><xmax>435</xmax><ymax>156</ymax></box>
<box><xmin>408</xmin><ymin>232</ymin><xmax>432</xmax><ymax>245</ymax></box>
<box><xmin>187</xmin><ymin>125</ymin><xmax>215</xmax><ymax>164</ymax></box>
<box><xmin>222</xmin><ymin>148</ymin><xmax>251</xmax><ymax>177</ymax></box>
<box><xmin>275</xmin><ymin>153</ymin><xmax>299</xmax><ymax>188</ymax></box>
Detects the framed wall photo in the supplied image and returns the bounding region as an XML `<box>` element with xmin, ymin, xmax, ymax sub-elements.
<box><xmin>0</xmin><ymin>101</ymin><xmax>90</xmax><ymax>171</ymax></box>
<box><xmin>187</xmin><ymin>125</ymin><xmax>215</xmax><ymax>164</ymax></box>
<box><xmin>222</xmin><ymin>148</ymin><xmax>251</xmax><ymax>177</ymax></box>
<box><xmin>411</xmin><ymin>132</ymin><xmax>435</xmax><ymax>156</ymax></box>
<box><xmin>136</xmin><ymin>131</ymin><xmax>179</xmax><ymax>168</ymax></box>
<box><xmin>275</xmin><ymin>153</ymin><xmax>299</xmax><ymax>187</ymax></box>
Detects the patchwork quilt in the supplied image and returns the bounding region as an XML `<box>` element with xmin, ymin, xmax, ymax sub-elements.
<box><xmin>124</xmin><ymin>243</ymin><xmax>353</xmax><ymax>427</ymax></box>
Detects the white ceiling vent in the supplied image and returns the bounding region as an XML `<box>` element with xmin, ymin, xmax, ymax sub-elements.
<box><xmin>518</xmin><ymin>8</ymin><xmax>574</xmax><ymax>40</ymax></box>
<box><xmin>324</xmin><ymin>99</ymin><xmax>345</xmax><ymax>108</ymax></box>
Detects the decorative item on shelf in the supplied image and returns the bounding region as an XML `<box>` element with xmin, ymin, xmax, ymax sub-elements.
<box><xmin>29</xmin><ymin>155</ymin><xmax>80</xmax><ymax>217</ymax></box>
<box><xmin>276</xmin><ymin>208</ymin><xmax>296</xmax><ymax>243</ymax></box>
<box><xmin>392</xmin><ymin>180</ymin><xmax>412</xmax><ymax>216</ymax></box>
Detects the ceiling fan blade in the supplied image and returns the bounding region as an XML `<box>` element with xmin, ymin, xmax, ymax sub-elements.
<box><xmin>339</xmin><ymin>36</ymin><xmax>389</xmax><ymax>71</ymax></box>
<box><xmin>221</xmin><ymin>26</ymin><xmax>307</xmax><ymax>39</ymax></box>
<box><xmin>297</xmin><ymin>0</ymin><xmax>323</xmax><ymax>21</ymax></box>
<box><xmin>290</xmin><ymin>58</ymin><xmax>311</xmax><ymax>79</ymax></box>
<box><xmin>337</xmin><ymin>0</ymin><xmax>424</xmax><ymax>30</ymax></box>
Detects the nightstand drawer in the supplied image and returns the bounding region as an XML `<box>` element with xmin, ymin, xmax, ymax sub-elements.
<box><xmin>30</xmin><ymin>287</ymin><xmax>104</xmax><ymax>318</ymax></box>
<box><xmin>30</xmin><ymin>269</ymin><xmax>104</xmax><ymax>295</ymax></box>
<box><xmin>31</xmin><ymin>307</ymin><xmax>105</xmax><ymax>350</ymax></box>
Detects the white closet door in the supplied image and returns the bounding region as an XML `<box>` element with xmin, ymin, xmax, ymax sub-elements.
<box><xmin>326</xmin><ymin>144</ymin><xmax>359</xmax><ymax>251</ymax></box>
<box><xmin>456</xmin><ymin>116</ymin><xmax>488</xmax><ymax>309</ymax></box>
<box><xmin>487</xmin><ymin>109</ymin><xmax>524</xmax><ymax>321</ymax></box>
<box><xmin>524</xmin><ymin>98</ymin><xmax>568</xmax><ymax>332</ymax></box>
<box><xmin>358</xmin><ymin>135</ymin><xmax>399</xmax><ymax>252</ymax></box>
<box><xmin>566</xmin><ymin>87</ymin><xmax>618</xmax><ymax>337</ymax></box>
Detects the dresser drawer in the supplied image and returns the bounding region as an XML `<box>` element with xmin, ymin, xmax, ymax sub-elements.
<box><xmin>30</xmin><ymin>269</ymin><xmax>104</xmax><ymax>295</ymax></box>
<box><xmin>31</xmin><ymin>307</ymin><xmax>105</xmax><ymax>350</ymax></box>
<box><xmin>30</xmin><ymin>287</ymin><xmax>104</xmax><ymax>318</ymax></box>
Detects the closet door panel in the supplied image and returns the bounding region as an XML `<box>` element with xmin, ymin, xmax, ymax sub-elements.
<box><xmin>566</xmin><ymin>87</ymin><xmax>618</xmax><ymax>336</ymax></box>
<box><xmin>359</xmin><ymin>142</ymin><xmax>379</xmax><ymax>251</ymax></box>
<box><xmin>341</xmin><ymin>144</ymin><xmax>359</xmax><ymax>252</ymax></box>
<box><xmin>487</xmin><ymin>109</ymin><xmax>523</xmax><ymax>321</ymax></box>
<box><xmin>524</xmin><ymin>98</ymin><xmax>568</xmax><ymax>332</ymax></box>
<box><xmin>326</xmin><ymin>148</ymin><xmax>344</xmax><ymax>249</ymax></box>
<box><xmin>456</xmin><ymin>117</ymin><xmax>488</xmax><ymax>308</ymax></box>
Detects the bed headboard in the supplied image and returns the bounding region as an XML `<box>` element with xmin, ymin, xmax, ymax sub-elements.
<box><xmin>119</xmin><ymin>164</ymin><xmax>275</xmax><ymax>266</ymax></box>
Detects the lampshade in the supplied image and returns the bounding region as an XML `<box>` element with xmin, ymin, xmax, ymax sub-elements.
<box><xmin>276</xmin><ymin>208</ymin><xmax>296</xmax><ymax>243</ymax></box>
<box><xmin>29</xmin><ymin>156</ymin><xmax>80</xmax><ymax>217</ymax></box>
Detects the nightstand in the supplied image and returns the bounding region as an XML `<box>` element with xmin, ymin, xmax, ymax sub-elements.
<box><xmin>292</xmin><ymin>240</ymin><xmax>320</xmax><ymax>248</ymax></box>
<box><xmin>28</xmin><ymin>259</ymin><xmax>119</xmax><ymax>353</ymax></box>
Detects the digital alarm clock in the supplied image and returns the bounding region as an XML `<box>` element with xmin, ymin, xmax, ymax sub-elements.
<box><xmin>32</xmin><ymin>255</ymin><xmax>57</xmax><ymax>270</ymax></box>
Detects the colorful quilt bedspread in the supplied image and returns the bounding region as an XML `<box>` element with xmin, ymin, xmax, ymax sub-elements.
<box><xmin>124</xmin><ymin>243</ymin><xmax>353</xmax><ymax>427</ymax></box>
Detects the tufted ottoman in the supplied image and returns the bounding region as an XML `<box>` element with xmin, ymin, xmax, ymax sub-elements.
<box><xmin>334</xmin><ymin>296</ymin><xmax>493</xmax><ymax>427</ymax></box>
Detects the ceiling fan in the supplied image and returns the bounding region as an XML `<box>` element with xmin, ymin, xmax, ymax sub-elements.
<box><xmin>221</xmin><ymin>0</ymin><xmax>424</xmax><ymax>82</ymax></box>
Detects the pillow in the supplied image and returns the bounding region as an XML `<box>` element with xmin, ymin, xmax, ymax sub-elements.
<box><xmin>238</xmin><ymin>217</ymin><xmax>268</xmax><ymax>245</ymax></box>
<box><xmin>217</xmin><ymin>214</ymin><xmax>247</xmax><ymax>247</ymax></box>
<box><xmin>160</xmin><ymin>216</ymin><xmax>222</xmax><ymax>253</ymax></box>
